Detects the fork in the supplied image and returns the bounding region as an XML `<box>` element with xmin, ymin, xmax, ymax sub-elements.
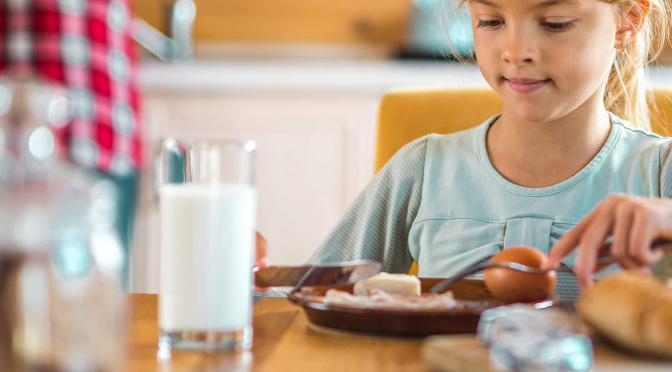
<box><xmin>430</xmin><ymin>239</ymin><xmax>672</xmax><ymax>294</ymax></box>
<box><xmin>429</xmin><ymin>260</ymin><xmax>556</xmax><ymax>294</ymax></box>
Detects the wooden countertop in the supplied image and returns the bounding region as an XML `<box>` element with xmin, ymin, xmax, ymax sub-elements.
<box><xmin>125</xmin><ymin>294</ymin><xmax>425</xmax><ymax>371</ymax></box>
<box><xmin>125</xmin><ymin>294</ymin><xmax>672</xmax><ymax>371</ymax></box>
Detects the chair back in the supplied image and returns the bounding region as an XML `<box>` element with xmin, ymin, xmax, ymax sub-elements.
<box><xmin>375</xmin><ymin>87</ymin><xmax>672</xmax><ymax>171</ymax></box>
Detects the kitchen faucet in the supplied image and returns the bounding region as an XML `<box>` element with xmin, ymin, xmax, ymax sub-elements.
<box><xmin>133</xmin><ymin>0</ymin><xmax>196</xmax><ymax>61</ymax></box>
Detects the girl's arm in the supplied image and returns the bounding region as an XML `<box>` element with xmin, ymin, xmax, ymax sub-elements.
<box><xmin>307</xmin><ymin>136</ymin><xmax>429</xmax><ymax>273</ymax></box>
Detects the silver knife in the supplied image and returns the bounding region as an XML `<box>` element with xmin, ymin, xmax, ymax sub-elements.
<box><xmin>253</xmin><ymin>260</ymin><xmax>381</xmax><ymax>288</ymax></box>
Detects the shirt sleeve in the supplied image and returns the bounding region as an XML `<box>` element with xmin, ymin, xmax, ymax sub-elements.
<box><xmin>660</xmin><ymin>139</ymin><xmax>672</xmax><ymax>198</ymax></box>
<box><xmin>307</xmin><ymin>136</ymin><xmax>428</xmax><ymax>273</ymax></box>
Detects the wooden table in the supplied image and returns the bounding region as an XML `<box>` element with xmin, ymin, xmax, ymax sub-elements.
<box><xmin>125</xmin><ymin>294</ymin><xmax>672</xmax><ymax>372</ymax></box>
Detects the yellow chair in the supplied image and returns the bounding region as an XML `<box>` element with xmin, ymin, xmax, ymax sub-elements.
<box><xmin>375</xmin><ymin>87</ymin><xmax>672</xmax><ymax>275</ymax></box>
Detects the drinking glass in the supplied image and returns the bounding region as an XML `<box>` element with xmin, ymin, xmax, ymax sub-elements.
<box><xmin>158</xmin><ymin>138</ymin><xmax>257</xmax><ymax>353</ymax></box>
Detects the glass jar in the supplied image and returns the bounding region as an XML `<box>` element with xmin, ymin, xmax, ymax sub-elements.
<box><xmin>0</xmin><ymin>77</ymin><xmax>126</xmax><ymax>371</ymax></box>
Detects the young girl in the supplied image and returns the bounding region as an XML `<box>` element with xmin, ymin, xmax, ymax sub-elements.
<box><xmin>266</xmin><ymin>0</ymin><xmax>672</xmax><ymax>292</ymax></box>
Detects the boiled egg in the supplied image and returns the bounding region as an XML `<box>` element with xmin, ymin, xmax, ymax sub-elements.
<box><xmin>484</xmin><ymin>246</ymin><xmax>557</xmax><ymax>303</ymax></box>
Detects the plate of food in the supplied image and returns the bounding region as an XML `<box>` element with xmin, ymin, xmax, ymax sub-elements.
<box><xmin>287</xmin><ymin>272</ymin><xmax>556</xmax><ymax>337</ymax></box>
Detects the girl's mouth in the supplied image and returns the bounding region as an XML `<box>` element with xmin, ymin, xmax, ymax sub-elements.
<box><xmin>504</xmin><ymin>78</ymin><xmax>551</xmax><ymax>94</ymax></box>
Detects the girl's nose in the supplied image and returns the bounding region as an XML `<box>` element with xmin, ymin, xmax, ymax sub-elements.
<box><xmin>501</xmin><ymin>28</ymin><xmax>538</xmax><ymax>65</ymax></box>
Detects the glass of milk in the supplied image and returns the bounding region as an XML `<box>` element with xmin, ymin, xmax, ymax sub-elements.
<box><xmin>158</xmin><ymin>138</ymin><xmax>257</xmax><ymax>353</ymax></box>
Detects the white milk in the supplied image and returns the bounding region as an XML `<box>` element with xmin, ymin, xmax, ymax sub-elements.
<box><xmin>159</xmin><ymin>183</ymin><xmax>256</xmax><ymax>331</ymax></box>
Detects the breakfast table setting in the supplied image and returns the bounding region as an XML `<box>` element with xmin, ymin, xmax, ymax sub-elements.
<box><xmin>121</xmin><ymin>256</ymin><xmax>672</xmax><ymax>372</ymax></box>
<box><xmin>123</xmin><ymin>277</ymin><xmax>672</xmax><ymax>372</ymax></box>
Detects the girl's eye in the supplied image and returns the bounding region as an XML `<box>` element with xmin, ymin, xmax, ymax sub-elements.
<box><xmin>542</xmin><ymin>21</ymin><xmax>575</xmax><ymax>32</ymax></box>
<box><xmin>476</xmin><ymin>19</ymin><xmax>504</xmax><ymax>30</ymax></box>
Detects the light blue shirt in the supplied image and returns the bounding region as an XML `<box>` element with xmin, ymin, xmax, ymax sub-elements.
<box><xmin>309</xmin><ymin>114</ymin><xmax>672</xmax><ymax>279</ymax></box>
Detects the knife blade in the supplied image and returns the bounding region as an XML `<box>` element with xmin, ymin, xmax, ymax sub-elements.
<box><xmin>253</xmin><ymin>260</ymin><xmax>381</xmax><ymax>288</ymax></box>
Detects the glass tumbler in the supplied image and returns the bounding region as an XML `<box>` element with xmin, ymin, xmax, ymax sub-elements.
<box><xmin>158</xmin><ymin>138</ymin><xmax>257</xmax><ymax>353</ymax></box>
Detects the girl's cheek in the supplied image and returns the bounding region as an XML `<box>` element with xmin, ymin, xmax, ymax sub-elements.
<box><xmin>473</xmin><ymin>34</ymin><xmax>498</xmax><ymax>55</ymax></box>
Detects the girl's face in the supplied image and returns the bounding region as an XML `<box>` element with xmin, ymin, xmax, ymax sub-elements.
<box><xmin>470</xmin><ymin>0</ymin><xmax>620</xmax><ymax>123</ymax></box>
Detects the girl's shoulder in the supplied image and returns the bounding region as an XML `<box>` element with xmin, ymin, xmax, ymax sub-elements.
<box><xmin>424</xmin><ymin>117</ymin><xmax>492</xmax><ymax>152</ymax></box>
<box><xmin>610</xmin><ymin>115</ymin><xmax>671</xmax><ymax>151</ymax></box>
<box><xmin>609</xmin><ymin>116</ymin><xmax>672</xmax><ymax>176</ymax></box>
<box><xmin>611</xmin><ymin>114</ymin><xmax>668</xmax><ymax>141</ymax></box>
<box><xmin>389</xmin><ymin>117</ymin><xmax>491</xmax><ymax>166</ymax></box>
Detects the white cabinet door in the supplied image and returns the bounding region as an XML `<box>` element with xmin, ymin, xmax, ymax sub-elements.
<box><xmin>130</xmin><ymin>92</ymin><xmax>378</xmax><ymax>293</ymax></box>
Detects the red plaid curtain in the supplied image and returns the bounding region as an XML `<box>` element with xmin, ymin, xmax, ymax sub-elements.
<box><xmin>0</xmin><ymin>0</ymin><xmax>142</xmax><ymax>175</ymax></box>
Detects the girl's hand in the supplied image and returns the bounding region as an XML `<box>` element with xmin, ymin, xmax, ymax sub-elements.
<box><xmin>545</xmin><ymin>194</ymin><xmax>672</xmax><ymax>290</ymax></box>
<box><xmin>256</xmin><ymin>231</ymin><xmax>269</xmax><ymax>269</ymax></box>
<box><xmin>254</xmin><ymin>231</ymin><xmax>269</xmax><ymax>293</ymax></box>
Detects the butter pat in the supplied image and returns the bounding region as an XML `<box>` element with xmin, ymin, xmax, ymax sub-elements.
<box><xmin>353</xmin><ymin>272</ymin><xmax>421</xmax><ymax>296</ymax></box>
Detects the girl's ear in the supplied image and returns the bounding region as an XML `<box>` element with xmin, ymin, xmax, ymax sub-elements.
<box><xmin>614</xmin><ymin>0</ymin><xmax>651</xmax><ymax>50</ymax></box>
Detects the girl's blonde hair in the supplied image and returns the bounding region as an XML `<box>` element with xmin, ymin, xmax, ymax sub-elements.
<box><xmin>607</xmin><ymin>0</ymin><xmax>670</xmax><ymax>131</ymax></box>
<box><xmin>457</xmin><ymin>0</ymin><xmax>671</xmax><ymax>131</ymax></box>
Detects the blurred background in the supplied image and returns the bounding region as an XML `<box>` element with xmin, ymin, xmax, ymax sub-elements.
<box><xmin>129</xmin><ymin>0</ymin><xmax>672</xmax><ymax>293</ymax></box>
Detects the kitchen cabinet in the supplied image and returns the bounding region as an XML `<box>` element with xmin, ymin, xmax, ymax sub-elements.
<box><xmin>130</xmin><ymin>81</ymin><xmax>380</xmax><ymax>292</ymax></box>
<box><xmin>134</xmin><ymin>0</ymin><xmax>411</xmax><ymax>47</ymax></box>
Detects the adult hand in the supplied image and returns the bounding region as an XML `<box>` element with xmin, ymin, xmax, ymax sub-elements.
<box><xmin>545</xmin><ymin>194</ymin><xmax>672</xmax><ymax>290</ymax></box>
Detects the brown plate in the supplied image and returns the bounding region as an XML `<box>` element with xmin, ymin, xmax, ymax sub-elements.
<box><xmin>287</xmin><ymin>278</ymin><xmax>554</xmax><ymax>337</ymax></box>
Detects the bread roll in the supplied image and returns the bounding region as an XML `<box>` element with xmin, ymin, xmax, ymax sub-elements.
<box><xmin>577</xmin><ymin>272</ymin><xmax>672</xmax><ymax>358</ymax></box>
<box><xmin>641</xmin><ymin>289</ymin><xmax>672</xmax><ymax>354</ymax></box>
<box><xmin>353</xmin><ymin>272</ymin><xmax>421</xmax><ymax>296</ymax></box>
